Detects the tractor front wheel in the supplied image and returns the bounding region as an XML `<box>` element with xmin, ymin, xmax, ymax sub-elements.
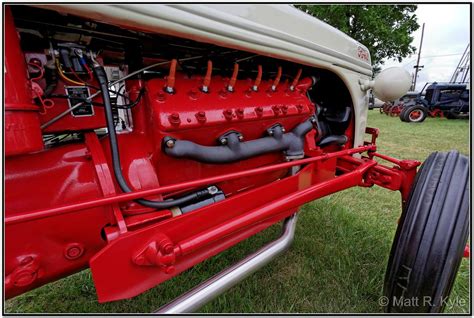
<box><xmin>402</xmin><ymin>105</ymin><xmax>428</xmax><ymax>123</ymax></box>
<box><xmin>383</xmin><ymin>151</ymin><xmax>469</xmax><ymax>313</ymax></box>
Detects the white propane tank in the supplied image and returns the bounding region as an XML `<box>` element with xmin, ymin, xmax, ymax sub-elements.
<box><xmin>359</xmin><ymin>67</ymin><xmax>411</xmax><ymax>102</ymax></box>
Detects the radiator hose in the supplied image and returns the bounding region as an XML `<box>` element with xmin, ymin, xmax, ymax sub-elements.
<box><xmin>93</xmin><ymin>65</ymin><xmax>211</xmax><ymax>209</ymax></box>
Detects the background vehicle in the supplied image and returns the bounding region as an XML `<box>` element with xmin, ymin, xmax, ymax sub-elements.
<box><xmin>368</xmin><ymin>91</ymin><xmax>385</xmax><ymax>110</ymax></box>
<box><xmin>379</xmin><ymin>91</ymin><xmax>420</xmax><ymax>116</ymax></box>
<box><xmin>400</xmin><ymin>82</ymin><xmax>470</xmax><ymax>122</ymax></box>
<box><xmin>4</xmin><ymin>4</ymin><xmax>469</xmax><ymax>313</ymax></box>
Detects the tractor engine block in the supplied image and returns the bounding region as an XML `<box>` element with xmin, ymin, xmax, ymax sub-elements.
<box><xmin>145</xmin><ymin>72</ymin><xmax>316</xmax><ymax>188</ymax></box>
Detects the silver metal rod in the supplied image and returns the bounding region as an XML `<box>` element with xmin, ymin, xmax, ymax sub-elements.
<box><xmin>156</xmin><ymin>213</ymin><xmax>298</xmax><ymax>313</ymax></box>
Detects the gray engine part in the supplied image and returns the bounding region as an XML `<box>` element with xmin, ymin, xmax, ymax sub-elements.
<box><xmin>162</xmin><ymin>117</ymin><xmax>315</xmax><ymax>164</ymax></box>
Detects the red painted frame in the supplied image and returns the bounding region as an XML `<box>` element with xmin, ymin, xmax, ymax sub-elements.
<box><xmin>5</xmin><ymin>137</ymin><xmax>420</xmax><ymax>302</ymax></box>
<box><xmin>4</xmin><ymin>5</ymin><xmax>422</xmax><ymax>303</ymax></box>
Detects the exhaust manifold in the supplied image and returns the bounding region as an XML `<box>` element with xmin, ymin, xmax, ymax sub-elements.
<box><xmin>163</xmin><ymin>117</ymin><xmax>315</xmax><ymax>164</ymax></box>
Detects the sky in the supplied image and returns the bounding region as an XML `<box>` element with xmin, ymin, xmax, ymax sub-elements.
<box><xmin>382</xmin><ymin>4</ymin><xmax>470</xmax><ymax>92</ymax></box>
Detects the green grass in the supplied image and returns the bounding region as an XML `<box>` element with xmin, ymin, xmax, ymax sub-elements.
<box><xmin>5</xmin><ymin>112</ymin><xmax>470</xmax><ymax>313</ymax></box>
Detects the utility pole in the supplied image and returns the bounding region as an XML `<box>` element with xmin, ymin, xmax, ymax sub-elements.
<box><xmin>450</xmin><ymin>44</ymin><xmax>470</xmax><ymax>83</ymax></box>
<box><xmin>412</xmin><ymin>23</ymin><xmax>425</xmax><ymax>91</ymax></box>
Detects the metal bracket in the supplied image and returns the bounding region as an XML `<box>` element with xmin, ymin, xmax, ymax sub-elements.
<box><xmin>218</xmin><ymin>130</ymin><xmax>243</xmax><ymax>145</ymax></box>
<box><xmin>133</xmin><ymin>234</ymin><xmax>177</xmax><ymax>275</ymax></box>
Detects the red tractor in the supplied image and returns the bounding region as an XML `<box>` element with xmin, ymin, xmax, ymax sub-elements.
<box><xmin>4</xmin><ymin>5</ymin><xmax>469</xmax><ymax>313</ymax></box>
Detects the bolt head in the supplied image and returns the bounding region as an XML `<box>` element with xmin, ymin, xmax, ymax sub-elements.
<box><xmin>220</xmin><ymin>138</ymin><xmax>228</xmax><ymax>145</ymax></box>
<box><xmin>238</xmin><ymin>135</ymin><xmax>244</xmax><ymax>141</ymax></box>
<box><xmin>162</xmin><ymin>244</ymin><xmax>174</xmax><ymax>255</ymax></box>
<box><xmin>64</xmin><ymin>243</ymin><xmax>84</xmax><ymax>260</ymax></box>
<box><xmin>207</xmin><ymin>186</ymin><xmax>219</xmax><ymax>194</ymax></box>
<box><xmin>268</xmin><ymin>130</ymin><xmax>274</xmax><ymax>136</ymax></box>
<box><xmin>13</xmin><ymin>269</ymin><xmax>36</xmax><ymax>287</ymax></box>
<box><xmin>164</xmin><ymin>266</ymin><xmax>175</xmax><ymax>274</ymax></box>
<box><xmin>166</xmin><ymin>139</ymin><xmax>175</xmax><ymax>148</ymax></box>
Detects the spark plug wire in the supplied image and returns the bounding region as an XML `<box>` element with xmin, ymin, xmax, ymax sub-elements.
<box><xmin>165</xmin><ymin>59</ymin><xmax>177</xmax><ymax>93</ymax></box>
<box><xmin>202</xmin><ymin>60</ymin><xmax>212</xmax><ymax>93</ymax></box>
<box><xmin>252</xmin><ymin>65</ymin><xmax>262</xmax><ymax>91</ymax></box>
<box><xmin>271</xmin><ymin>66</ymin><xmax>282</xmax><ymax>91</ymax></box>
<box><xmin>227</xmin><ymin>63</ymin><xmax>239</xmax><ymax>92</ymax></box>
<box><xmin>290</xmin><ymin>68</ymin><xmax>303</xmax><ymax>91</ymax></box>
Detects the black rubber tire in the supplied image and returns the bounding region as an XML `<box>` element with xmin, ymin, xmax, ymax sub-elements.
<box><xmin>384</xmin><ymin>151</ymin><xmax>469</xmax><ymax>313</ymax></box>
<box><xmin>404</xmin><ymin>105</ymin><xmax>428</xmax><ymax>123</ymax></box>
<box><xmin>400</xmin><ymin>105</ymin><xmax>417</xmax><ymax>122</ymax></box>
<box><xmin>399</xmin><ymin>106</ymin><xmax>410</xmax><ymax>122</ymax></box>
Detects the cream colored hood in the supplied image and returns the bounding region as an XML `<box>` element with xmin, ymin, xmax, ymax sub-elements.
<box><xmin>36</xmin><ymin>4</ymin><xmax>373</xmax><ymax>76</ymax></box>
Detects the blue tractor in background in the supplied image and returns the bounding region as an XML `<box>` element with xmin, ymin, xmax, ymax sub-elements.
<box><xmin>400</xmin><ymin>82</ymin><xmax>470</xmax><ymax>122</ymax></box>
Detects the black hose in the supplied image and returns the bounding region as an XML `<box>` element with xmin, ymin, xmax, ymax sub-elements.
<box><xmin>44</xmin><ymin>63</ymin><xmax>58</xmax><ymax>97</ymax></box>
<box><xmin>92</xmin><ymin>65</ymin><xmax>210</xmax><ymax>209</ymax></box>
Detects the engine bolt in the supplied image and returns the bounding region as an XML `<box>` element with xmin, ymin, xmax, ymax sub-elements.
<box><xmin>195</xmin><ymin>111</ymin><xmax>207</xmax><ymax>123</ymax></box>
<box><xmin>168</xmin><ymin>113</ymin><xmax>181</xmax><ymax>125</ymax></box>
<box><xmin>223</xmin><ymin>109</ymin><xmax>233</xmax><ymax>120</ymax></box>
<box><xmin>255</xmin><ymin>106</ymin><xmax>263</xmax><ymax>117</ymax></box>
<box><xmin>268</xmin><ymin>130</ymin><xmax>274</xmax><ymax>136</ymax></box>
<box><xmin>296</xmin><ymin>104</ymin><xmax>304</xmax><ymax>113</ymax></box>
<box><xmin>165</xmin><ymin>139</ymin><xmax>175</xmax><ymax>148</ymax></box>
<box><xmin>281</xmin><ymin>105</ymin><xmax>288</xmax><ymax>114</ymax></box>
<box><xmin>238</xmin><ymin>135</ymin><xmax>244</xmax><ymax>141</ymax></box>
<box><xmin>272</xmin><ymin>105</ymin><xmax>280</xmax><ymax>115</ymax></box>
<box><xmin>281</xmin><ymin>127</ymin><xmax>286</xmax><ymax>133</ymax></box>
<box><xmin>220</xmin><ymin>138</ymin><xmax>228</xmax><ymax>145</ymax></box>
<box><xmin>236</xmin><ymin>108</ymin><xmax>244</xmax><ymax>118</ymax></box>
